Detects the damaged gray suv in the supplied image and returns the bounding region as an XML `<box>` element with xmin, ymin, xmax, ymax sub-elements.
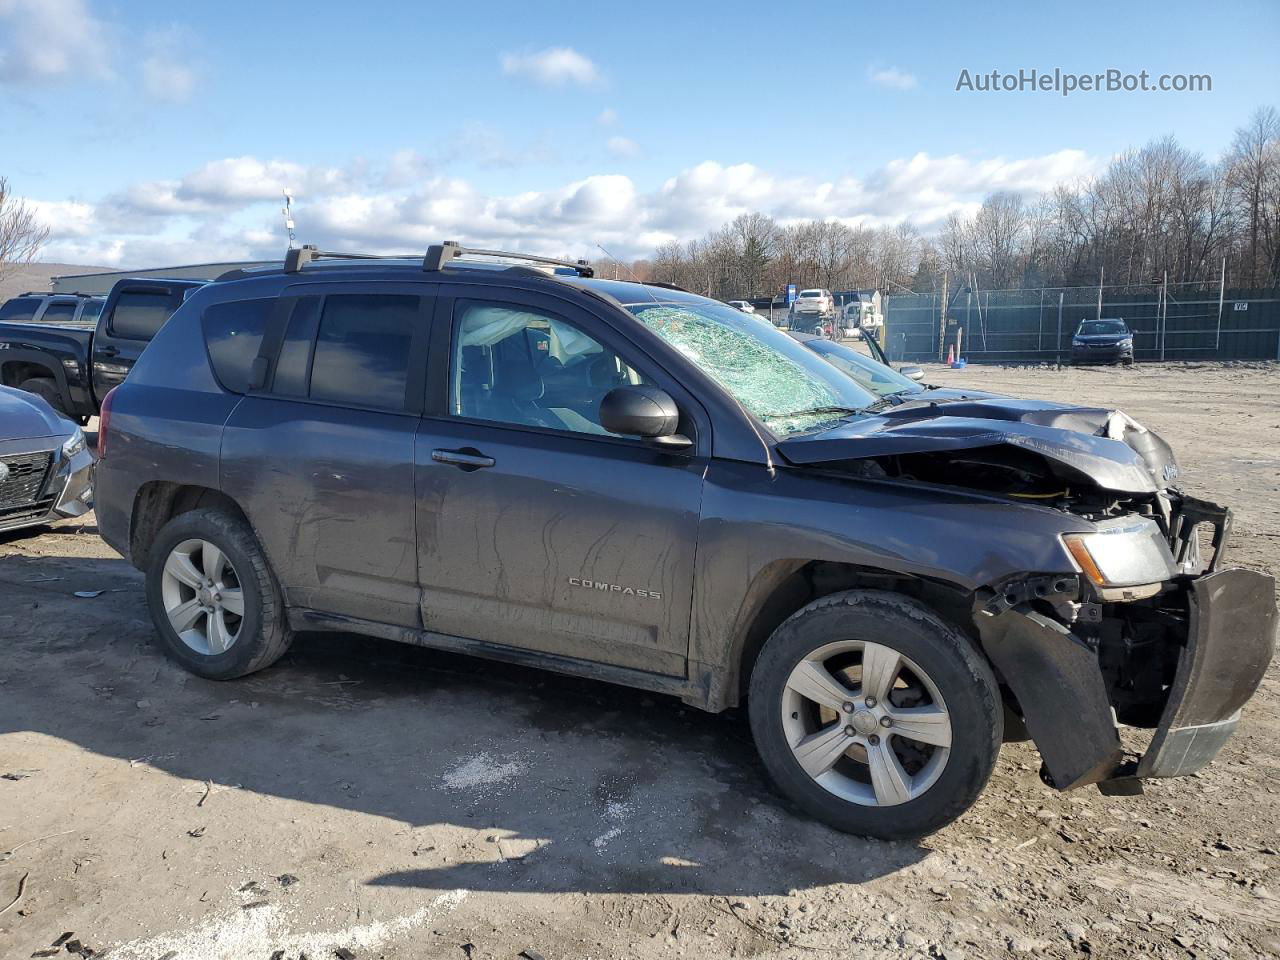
<box><xmin>93</xmin><ymin>243</ymin><xmax>1277</xmax><ymax>839</ymax></box>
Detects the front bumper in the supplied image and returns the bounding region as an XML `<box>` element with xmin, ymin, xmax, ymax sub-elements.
<box><xmin>1071</xmin><ymin>342</ymin><xmax>1133</xmax><ymax>363</ymax></box>
<box><xmin>0</xmin><ymin>438</ymin><xmax>94</xmax><ymax>534</ymax></box>
<box><xmin>978</xmin><ymin>566</ymin><xmax>1277</xmax><ymax>792</ymax></box>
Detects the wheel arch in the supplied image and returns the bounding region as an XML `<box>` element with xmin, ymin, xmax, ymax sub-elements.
<box><xmin>1</xmin><ymin>350</ymin><xmax>73</xmax><ymax>407</ymax></box>
<box><xmin>128</xmin><ymin>482</ymin><xmax>251</xmax><ymax>570</ymax></box>
<box><xmin>708</xmin><ymin>559</ymin><xmax>977</xmax><ymax>712</ymax></box>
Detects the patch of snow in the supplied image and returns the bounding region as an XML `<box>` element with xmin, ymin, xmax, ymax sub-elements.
<box><xmin>441</xmin><ymin>753</ymin><xmax>527</xmax><ymax>793</ymax></box>
<box><xmin>106</xmin><ymin>889</ymin><xmax>468</xmax><ymax>960</ymax></box>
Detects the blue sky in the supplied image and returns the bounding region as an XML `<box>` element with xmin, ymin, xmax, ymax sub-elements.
<box><xmin>2</xmin><ymin>0</ymin><xmax>1277</xmax><ymax>265</ymax></box>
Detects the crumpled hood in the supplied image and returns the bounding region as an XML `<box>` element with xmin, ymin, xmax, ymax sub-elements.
<box><xmin>777</xmin><ymin>396</ymin><xmax>1178</xmax><ymax>495</ymax></box>
<box><xmin>0</xmin><ymin>385</ymin><xmax>68</xmax><ymax>440</ymax></box>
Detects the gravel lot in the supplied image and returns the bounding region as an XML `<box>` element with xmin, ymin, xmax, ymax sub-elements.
<box><xmin>1</xmin><ymin>362</ymin><xmax>1278</xmax><ymax>960</ymax></box>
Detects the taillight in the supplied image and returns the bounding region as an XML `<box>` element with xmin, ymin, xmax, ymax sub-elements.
<box><xmin>97</xmin><ymin>386</ymin><xmax>118</xmax><ymax>460</ymax></box>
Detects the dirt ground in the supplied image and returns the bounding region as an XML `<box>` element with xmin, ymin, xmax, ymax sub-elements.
<box><xmin>2</xmin><ymin>362</ymin><xmax>1278</xmax><ymax>960</ymax></box>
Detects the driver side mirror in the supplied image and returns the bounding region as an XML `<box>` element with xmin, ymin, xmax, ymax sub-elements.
<box><xmin>899</xmin><ymin>365</ymin><xmax>925</xmax><ymax>381</ymax></box>
<box><xmin>600</xmin><ymin>385</ymin><xmax>692</xmax><ymax>449</ymax></box>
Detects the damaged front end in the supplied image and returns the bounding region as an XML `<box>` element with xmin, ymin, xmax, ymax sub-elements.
<box><xmin>975</xmin><ymin>496</ymin><xmax>1276</xmax><ymax>795</ymax></box>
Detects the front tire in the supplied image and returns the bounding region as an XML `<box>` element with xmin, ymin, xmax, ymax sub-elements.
<box><xmin>748</xmin><ymin>590</ymin><xmax>1002</xmax><ymax>839</ymax></box>
<box><xmin>145</xmin><ymin>508</ymin><xmax>292</xmax><ymax>679</ymax></box>
<box><xmin>19</xmin><ymin>377</ymin><xmax>69</xmax><ymax>419</ymax></box>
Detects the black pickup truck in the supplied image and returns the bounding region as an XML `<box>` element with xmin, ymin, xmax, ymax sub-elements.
<box><xmin>0</xmin><ymin>278</ymin><xmax>204</xmax><ymax>423</ymax></box>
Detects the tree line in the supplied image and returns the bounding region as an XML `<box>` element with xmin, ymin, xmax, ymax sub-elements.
<box><xmin>612</xmin><ymin>107</ymin><xmax>1279</xmax><ymax>299</ymax></box>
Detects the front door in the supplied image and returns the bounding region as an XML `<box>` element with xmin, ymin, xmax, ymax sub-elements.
<box><xmin>414</xmin><ymin>288</ymin><xmax>707</xmax><ymax>677</ymax></box>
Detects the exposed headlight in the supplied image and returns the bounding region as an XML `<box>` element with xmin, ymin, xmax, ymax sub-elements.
<box><xmin>1062</xmin><ymin>516</ymin><xmax>1178</xmax><ymax>598</ymax></box>
<box><xmin>62</xmin><ymin>427</ymin><xmax>86</xmax><ymax>459</ymax></box>
<box><xmin>1118</xmin><ymin>337</ymin><xmax>1133</xmax><ymax>347</ymax></box>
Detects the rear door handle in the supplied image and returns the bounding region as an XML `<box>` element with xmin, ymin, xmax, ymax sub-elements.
<box><xmin>431</xmin><ymin>448</ymin><xmax>495</xmax><ymax>470</ymax></box>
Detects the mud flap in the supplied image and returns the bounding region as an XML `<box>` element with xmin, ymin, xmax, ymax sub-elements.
<box><xmin>979</xmin><ymin>608</ymin><xmax>1122</xmax><ymax>790</ymax></box>
<box><xmin>1137</xmin><ymin>568</ymin><xmax>1277</xmax><ymax>778</ymax></box>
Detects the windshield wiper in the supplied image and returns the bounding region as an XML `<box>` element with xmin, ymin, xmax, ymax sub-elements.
<box><xmin>761</xmin><ymin>404</ymin><xmax>867</xmax><ymax>421</ymax></box>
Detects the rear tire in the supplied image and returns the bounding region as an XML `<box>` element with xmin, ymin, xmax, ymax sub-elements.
<box><xmin>18</xmin><ymin>377</ymin><xmax>69</xmax><ymax>419</ymax></box>
<box><xmin>145</xmin><ymin>508</ymin><xmax>293</xmax><ymax>679</ymax></box>
<box><xmin>748</xmin><ymin>590</ymin><xmax>1002</xmax><ymax>839</ymax></box>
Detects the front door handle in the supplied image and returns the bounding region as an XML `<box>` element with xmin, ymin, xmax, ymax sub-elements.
<box><xmin>432</xmin><ymin>448</ymin><xmax>496</xmax><ymax>470</ymax></box>
<box><xmin>98</xmin><ymin>345</ymin><xmax>119</xmax><ymax>357</ymax></box>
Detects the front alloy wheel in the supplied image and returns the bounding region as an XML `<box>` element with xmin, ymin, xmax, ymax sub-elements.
<box><xmin>749</xmin><ymin>590</ymin><xmax>1002</xmax><ymax>839</ymax></box>
<box><xmin>781</xmin><ymin>640</ymin><xmax>952</xmax><ymax>806</ymax></box>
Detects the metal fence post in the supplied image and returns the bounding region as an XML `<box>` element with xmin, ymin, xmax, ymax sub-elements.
<box><xmin>1057</xmin><ymin>292</ymin><xmax>1064</xmax><ymax>366</ymax></box>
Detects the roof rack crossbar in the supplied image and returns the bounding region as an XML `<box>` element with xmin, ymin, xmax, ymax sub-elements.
<box><xmin>282</xmin><ymin>242</ymin><xmax>594</xmax><ymax>278</ymax></box>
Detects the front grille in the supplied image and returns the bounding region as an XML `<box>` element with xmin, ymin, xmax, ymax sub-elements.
<box><xmin>0</xmin><ymin>451</ymin><xmax>53</xmax><ymax>509</ymax></box>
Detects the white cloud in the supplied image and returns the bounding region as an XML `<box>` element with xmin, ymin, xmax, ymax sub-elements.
<box><xmin>0</xmin><ymin>0</ymin><xmax>109</xmax><ymax>84</ymax></box>
<box><xmin>29</xmin><ymin>147</ymin><xmax>1100</xmax><ymax>267</ymax></box>
<box><xmin>500</xmin><ymin>47</ymin><xmax>599</xmax><ymax>87</ymax></box>
<box><xmin>867</xmin><ymin>65</ymin><xmax>917</xmax><ymax>91</ymax></box>
<box><xmin>607</xmin><ymin>136</ymin><xmax>639</xmax><ymax>157</ymax></box>
<box><xmin>141</xmin><ymin>56</ymin><xmax>195</xmax><ymax>102</ymax></box>
<box><xmin>597</xmin><ymin>107</ymin><xmax>618</xmax><ymax>125</ymax></box>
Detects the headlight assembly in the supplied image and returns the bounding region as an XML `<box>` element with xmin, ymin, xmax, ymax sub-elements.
<box><xmin>62</xmin><ymin>427</ymin><xmax>86</xmax><ymax>459</ymax></box>
<box><xmin>1062</xmin><ymin>516</ymin><xmax>1179</xmax><ymax>598</ymax></box>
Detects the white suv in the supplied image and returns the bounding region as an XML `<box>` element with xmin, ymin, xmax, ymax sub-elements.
<box><xmin>791</xmin><ymin>289</ymin><xmax>835</xmax><ymax>330</ymax></box>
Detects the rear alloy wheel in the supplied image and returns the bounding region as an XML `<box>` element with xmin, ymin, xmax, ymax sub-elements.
<box><xmin>749</xmin><ymin>590</ymin><xmax>1002</xmax><ymax>839</ymax></box>
<box><xmin>145</xmin><ymin>508</ymin><xmax>292</xmax><ymax>679</ymax></box>
<box><xmin>161</xmin><ymin>538</ymin><xmax>246</xmax><ymax>656</ymax></box>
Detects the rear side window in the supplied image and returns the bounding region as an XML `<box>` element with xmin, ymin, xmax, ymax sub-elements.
<box><xmin>203</xmin><ymin>299</ymin><xmax>272</xmax><ymax>394</ymax></box>
<box><xmin>109</xmin><ymin>291</ymin><xmax>175</xmax><ymax>341</ymax></box>
<box><xmin>79</xmin><ymin>300</ymin><xmax>104</xmax><ymax>323</ymax></box>
<box><xmin>0</xmin><ymin>297</ymin><xmax>42</xmax><ymax>322</ymax></box>
<box><xmin>309</xmin><ymin>294</ymin><xmax>418</xmax><ymax>411</ymax></box>
<box><xmin>39</xmin><ymin>301</ymin><xmax>78</xmax><ymax>323</ymax></box>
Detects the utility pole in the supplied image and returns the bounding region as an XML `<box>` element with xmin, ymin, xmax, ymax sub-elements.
<box><xmin>938</xmin><ymin>272</ymin><xmax>948</xmax><ymax>363</ymax></box>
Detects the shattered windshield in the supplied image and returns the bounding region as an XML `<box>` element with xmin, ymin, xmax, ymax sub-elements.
<box><xmin>626</xmin><ymin>300</ymin><xmax>879</xmax><ymax>436</ymax></box>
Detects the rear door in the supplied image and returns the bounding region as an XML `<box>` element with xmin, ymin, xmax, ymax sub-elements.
<box><xmin>220</xmin><ymin>283</ymin><xmax>432</xmax><ymax>628</ymax></box>
<box><xmin>413</xmin><ymin>285</ymin><xmax>708</xmax><ymax>676</ymax></box>
<box><xmin>91</xmin><ymin>283</ymin><xmax>197</xmax><ymax>400</ymax></box>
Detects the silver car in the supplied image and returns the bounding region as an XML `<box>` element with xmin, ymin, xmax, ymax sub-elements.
<box><xmin>0</xmin><ymin>385</ymin><xmax>95</xmax><ymax>536</ymax></box>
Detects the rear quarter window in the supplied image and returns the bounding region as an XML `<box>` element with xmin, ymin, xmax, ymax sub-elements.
<box><xmin>109</xmin><ymin>291</ymin><xmax>177</xmax><ymax>340</ymax></box>
<box><xmin>202</xmin><ymin>299</ymin><xmax>273</xmax><ymax>393</ymax></box>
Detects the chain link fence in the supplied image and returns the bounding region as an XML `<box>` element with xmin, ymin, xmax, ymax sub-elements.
<box><xmin>884</xmin><ymin>283</ymin><xmax>1280</xmax><ymax>364</ymax></box>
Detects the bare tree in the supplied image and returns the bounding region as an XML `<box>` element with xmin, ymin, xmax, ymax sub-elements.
<box><xmin>0</xmin><ymin>177</ymin><xmax>50</xmax><ymax>281</ymax></box>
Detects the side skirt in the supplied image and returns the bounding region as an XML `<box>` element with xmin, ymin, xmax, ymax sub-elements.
<box><xmin>289</xmin><ymin>608</ymin><xmax>706</xmax><ymax>704</ymax></box>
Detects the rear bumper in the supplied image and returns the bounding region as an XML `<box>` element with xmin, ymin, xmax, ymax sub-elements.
<box><xmin>979</xmin><ymin>567</ymin><xmax>1276</xmax><ymax>792</ymax></box>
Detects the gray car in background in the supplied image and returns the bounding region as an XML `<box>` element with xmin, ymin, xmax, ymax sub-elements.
<box><xmin>92</xmin><ymin>243</ymin><xmax>1276</xmax><ymax>839</ymax></box>
<box><xmin>0</xmin><ymin>385</ymin><xmax>94</xmax><ymax>536</ymax></box>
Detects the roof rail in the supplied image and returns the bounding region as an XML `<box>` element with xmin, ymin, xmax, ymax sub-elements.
<box><xmin>19</xmin><ymin>290</ymin><xmax>101</xmax><ymax>298</ymax></box>
<box><xmin>278</xmin><ymin>242</ymin><xmax>594</xmax><ymax>278</ymax></box>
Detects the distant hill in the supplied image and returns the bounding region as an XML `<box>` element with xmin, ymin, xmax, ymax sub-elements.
<box><xmin>0</xmin><ymin>262</ymin><xmax>114</xmax><ymax>302</ymax></box>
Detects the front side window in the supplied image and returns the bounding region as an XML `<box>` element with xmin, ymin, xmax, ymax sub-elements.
<box><xmin>451</xmin><ymin>299</ymin><xmax>648</xmax><ymax>436</ymax></box>
<box><xmin>627</xmin><ymin>300</ymin><xmax>878</xmax><ymax>437</ymax></box>
<box><xmin>309</xmin><ymin>294</ymin><xmax>418</xmax><ymax>410</ymax></box>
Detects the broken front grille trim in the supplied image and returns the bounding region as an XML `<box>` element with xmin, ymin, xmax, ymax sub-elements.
<box><xmin>0</xmin><ymin>451</ymin><xmax>54</xmax><ymax>509</ymax></box>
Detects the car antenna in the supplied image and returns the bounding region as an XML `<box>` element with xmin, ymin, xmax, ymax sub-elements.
<box><xmin>281</xmin><ymin>190</ymin><xmax>296</xmax><ymax>250</ymax></box>
<box><xmin>595</xmin><ymin>242</ymin><xmax>635</xmax><ymax>282</ymax></box>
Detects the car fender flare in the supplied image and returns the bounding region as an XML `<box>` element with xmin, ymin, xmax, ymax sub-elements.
<box><xmin>0</xmin><ymin>347</ymin><xmax>75</xmax><ymax>410</ymax></box>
